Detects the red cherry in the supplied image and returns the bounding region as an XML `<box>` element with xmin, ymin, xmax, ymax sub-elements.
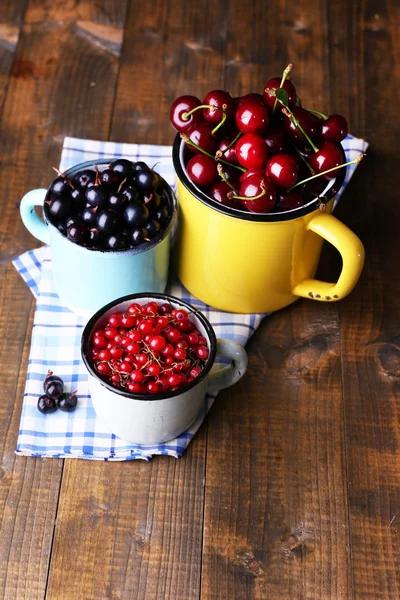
<box><xmin>187</xmin><ymin>154</ymin><xmax>218</xmax><ymax>187</ymax></box>
<box><xmin>239</xmin><ymin>167</ymin><xmax>265</xmax><ymax>183</ymax></box>
<box><xmin>236</xmin><ymin>93</ymin><xmax>264</xmax><ymax>108</ymax></box>
<box><xmin>236</xmin><ymin>133</ymin><xmax>268</xmax><ymax>169</ymax></box>
<box><xmin>186</xmin><ymin>121</ymin><xmax>218</xmax><ymax>155</ymax></box>
<box><xmin>283</xmin><ymin>107</ymin><xmax>320</xmax><ymax>148</ymax></box>
<box><xmin>266</xmin><ymin>154</ymin><xmax>299</xmax><ymax>188</ymax></box>
<box><xmin>169</xmin><ymin>95</ymin><xmax>202</xmax><ymax>133</ymax></box>
<box><xmin>202</xmin><ymin>90</ymin><xmax>235</xmax><ymax>123</ymax></box>
<box><xmin>239</xmin><ymin>175</ymin><xmax>276</xmax><ymax>213</ymax></box>
<box><xmin>263</xmin><ymin>126</ymin><xmax>287</xmax><ymax>155</ymax></box>
<box><xmin>309</xmin><ymin>142</ymin><xmax>343</xmax><ymax>179</ymax></box>
<box><xmin>210</xmin><ymin>181</ymin><xmax>241</xmax><ymax>209</ymax></box>
<box><xmin>235</xmin><ymin>98</ymin><xmax>269</xmax><ymax>134</ymax></box>
<box><xmin>321</xmin><ymin>114</ymin><xmax>348</xmax><ymax>144</ymax></box>
<box><xmin>263</xmin><ymin>77</ymin><xmax>296</xmax><ymax>111</ymax></box>
<box><xmin>217</xmin><ymin>138</ymin><xmax>239</xmax><ymax>165</ymax></box>
<box><xmin>276</xmin><ymin>192</ymin><xmax>304</xmax><ymax>211</ymax></box>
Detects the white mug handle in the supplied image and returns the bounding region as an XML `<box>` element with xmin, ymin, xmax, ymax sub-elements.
<box><xmin>208</xmin><ymin>338</ymin><xmax>248</xmax><ymax>393</ymax></box>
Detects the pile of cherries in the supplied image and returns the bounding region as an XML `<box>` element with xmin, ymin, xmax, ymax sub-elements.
<box><xmin>38</xmin><ymin>371</ymin><xmax>78</xmax><ymax>414</ymax></box>
<box><xmin>89</xmin><ymin>301</ymin><xmax>210</xmax><ymax>395</ymax></box>
<box><xmin>170</xmin><ymin>64</ymin><xmax>361</xmax><ymax>213</ymax></box>
<box><xmin>45</xmin><ymin>159</ymin><xmax>171</xmax><ymax>250</ymax></box>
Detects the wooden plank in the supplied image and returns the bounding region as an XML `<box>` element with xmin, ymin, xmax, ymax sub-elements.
<box><xmin>201</xmin><ymin>1</ymin><xmax>352</xmax><ymax>598</ymax></box>
<box><xmin>46</xmin><ymin>1</ymin><xmax>229</xmax><ymax>598</ymax></box>
<box><xmin>328</xmin><ymin>1</ymin><xmax>400</xmax><ymax>598</ymax></box>
<box><xmin>0</xmin><ymin>0</ymin><xmax>27</xmax><ymax>109</ymax></box>
<box><xmin>0</xmin><ymin>1</ymin><xmax>129</xmax><ymax>598</ymax></box>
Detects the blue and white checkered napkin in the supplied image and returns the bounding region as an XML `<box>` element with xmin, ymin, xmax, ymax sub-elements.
<box><xmin>13</xmin><ymin>134</ymin><xmax>368</xmax><ymax>461</ymax></box>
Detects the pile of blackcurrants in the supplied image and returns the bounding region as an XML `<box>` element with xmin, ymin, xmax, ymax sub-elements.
<box><xmin>38</xmin><ymin>371</ymin><xmax>78</xmax><ymax>413</ymax></box>
<box><xmin>170</xmin><ymin>63</ymin><xmax>365</xmax><ymax>213</ymax></box>
<box><xmin>45</xmin><ymin>159</ymin><xmax>172</xmax><ymax>250</ymax></box>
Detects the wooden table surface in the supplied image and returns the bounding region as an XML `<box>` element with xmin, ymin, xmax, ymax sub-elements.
<box><xmin>1</xmin><ymin>1</ymin><xmax>399</xmax><ymax>598</ymax></box>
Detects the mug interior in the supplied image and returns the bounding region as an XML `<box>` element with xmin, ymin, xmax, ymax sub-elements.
<box><xmin>81</xmin><ymin>293</ymin><xmax>217</xmax><ymax>401</ymax></box>
<box><xmin>43</xmin><ymin>158</ymin><xmax>177</xmax><ymax>254</ymax></box>
<box><xmin>172</xmin><ymin>134</ymin><xmax>346</xmax><ymax>223</ymax></box>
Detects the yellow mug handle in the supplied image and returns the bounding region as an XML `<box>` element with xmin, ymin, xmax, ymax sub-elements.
<box><xmin>292</xmin><ymin>212</ymin><xmax>365</xmax><ymax>302</ymax></box>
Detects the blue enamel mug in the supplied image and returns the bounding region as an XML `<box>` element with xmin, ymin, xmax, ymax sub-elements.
<box><xmin>20</xmin><ymin>159</ymin><xmax>177</xmax><ymax>318</ymax></box>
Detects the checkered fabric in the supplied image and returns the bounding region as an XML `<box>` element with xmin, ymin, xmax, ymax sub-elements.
<box><xmin>12</xmin><ymin>134</ymin><xmax>368</xmax><ymax>460</ymax></box>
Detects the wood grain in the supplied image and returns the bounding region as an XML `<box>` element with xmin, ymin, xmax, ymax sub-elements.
<box><xmin>0</xmin><ymin>0</ymin><xmax>128</xmax><ymax>598</ymax></box>
<box><xmin>201</xmin><ymin>1</ymin><xmax>351</xmax><ymax>598</ymax></box>
<box><xmin>329</xmin><ymin>1</ymin><xmax>400</xmax><ymax>598</ymax></box>
<box><xmin>46</xmin><ymin>1</ymin><xmax>229</xmax><ymax>598</ymax></box>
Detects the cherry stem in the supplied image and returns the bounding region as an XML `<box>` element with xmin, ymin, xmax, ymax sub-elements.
<box><xmin>215</xmin><ymin>131</ymin><xmax>242</xmax><ymax>159</ymax></box>
<box><xmin>229</xmin><ymin>180</ymin><xmax>267</xmax><ymax>201</ymax></box>
<box><xmin>281</xmin><ymin>107</ymin><xmax>319</xmax><ymax>152</ymax></box>
<box><xmin>287</xmin><ymin>153</ymin><xmax>365</xmax><ymax>192</ymax></box>
<box><xmin>180</xmin><ymin>133</ymin><xmax>246</xmax><ymax>172</ymax></box>
<box><xmin>306</xmin><ymin>108</ymin><xmax>328</xmax><ymax>120</ymax></box>
<box><xmin>211</xmin><ymin>104</ymin><xmax>228</xmax><ymax>135</ymax></box>
<box><xmin>294</xmin><ymin>146</ymin><xmax>314</xmax><ymax>174</ymax></box>
<box><xmin>182</xmin><ymin>103</ymin><xmax>225</xmax><ymax>121</ymax></box>
<box><xmin>52</xmin><ymin>167</ymin><xmax>74</xmax><ymax>189</ymax></box>
<box><xmin>217</xmin><ymin>163</ymin><xmax>237</xmax><ymax>191</ymax></box>
<box><xmin>272</xmin><ymin>62</ymin><xmax>294</xmax><ymax>115</ymax></box>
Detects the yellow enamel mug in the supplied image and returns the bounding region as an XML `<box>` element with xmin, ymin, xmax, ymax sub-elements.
<box><xmin>172</xmin><ymin>136</ymin><xmax>365</xmax><ymax>314</ymax></box>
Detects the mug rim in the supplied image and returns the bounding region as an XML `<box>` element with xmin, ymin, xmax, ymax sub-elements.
<box><xmin>43</xmin><ymin>158</ymin><xmax>177</xmax><ymax>254</ymax></box>
<box><xmin>81</xmin><ymin>292</ymin><xmax>218</xmax><ymax>402</ymax></box>
<box><xmin>172</xmin><ymin>134</ymin><xmax>347</xmax><ymax>222</ymax></box>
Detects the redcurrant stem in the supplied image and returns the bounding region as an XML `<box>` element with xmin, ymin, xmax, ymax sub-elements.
<box><xmin>272</xmin><ymin>62</ymin><xmax>294</xmax><ymax>115</ymax></box>
<box><xmin>294</xmin><ymin>146</ymin><xmax>314</xmax><ymax>174</ymax></box>
<box><xmin>306</xmin><ymin>108</ymin><xmax>328</xmax><ymax>120</ymax></box>
<box><xmin>217</xmin><ymin>163</ymin><xmax>237</xmax><ymax>191</ymax></box>
<box><xmin>211</xmin><ymin>104</ymin><xmax>228</xmax><ymax>135</ymax></box>
<box><xmin>182</xmin><ymin>104</ymin><xmax>226</xmax><ymax>121</ymax></box>
<box><xmin>287</xmin><ymin>153</ymin><xmax>365</xmax><ymax>192</ymax></box>
<box><xmin>229</xmin><ymin>180</ymin><xmax>267</xmax><ymax>201</ymax></box>
<box><xmin>281</xmin><ymin>107</ymin><xmax>319</xmax><ymax>152</ymax></box>
<box><xmin>180</xmin><ymin>133</ymin><xmax>246</xmax><ymax>172</ymax></box>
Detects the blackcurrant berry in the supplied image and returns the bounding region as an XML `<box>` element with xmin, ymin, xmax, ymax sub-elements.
<box><xmin>96</xmin><ymin>209</ymin><xmax>117</xmax><ymax>233</ymax></box>
<box><xmin>51</xmin><ymin>176</ymin><xmax>70</xmax><ymax>195</ymax></box>
<box><xmin>65</xmin><ymin>215</ymin><xmax>82</xmax><ymax>229</ymax></box>
<box><xmin>86</xmin><ymin>186</ymin><xmax>108</xmax><ymax>209</ymax></box>
<box><xmin>106</xmin><ymin>233</ymin><xmax>129</xmax><ymax>250</ymax></box>
<box><xmin>120</xmin><ymin>185</ymin><xmax>138</xmax><ymax>203</ymax></box>
<box><xmin>81</xmin><ymin>207</ymin><xmax>97</xmax><ymax>227</ymax></box>
<box><xmin>67</xmin><ymin>223</ymin><xmax>87</xmax><ymax>244</ymax></box>
<box><xmin>123</xmin><ymin>202</ymin><xmax>149</xmax><ymax>228</ymax></box>
<box><xmin>154</xmin><ymin>206</ymin><xmax>169</xmax><ymax>224</ymax></box>
<box><xmin>88</xmin><ymin>229</ymin><xmax>103</xmax><ymax>247</ymax></box>
<box><xmin>70</xmin><ymin>187</ymin><xmax>84</xmax><ymax>204</ymax></box>
<box><xmin>57</xmin><ymin>391</ymin><xmax>78</xmax><ymax>412</ymax></box>
<box><xmin>109</xmin><ymin>192</ymin><xmax>126</xmax><ymax>210</ymax></box>
<box><xmin>109</xmin><ymin>159</ymin><xmax>134</xmax><ymax>179</ymax></box>
<box><xmin>128</xmin><ymin>227</ymin><xmax>147</xmax><ymax>246</ymax></box>
<box><xmin>48</xmin><ymin>196</ymin><xmax>70</xmax><ymax>220</ymax></box>
<box><xmin>74</xmin><ymin>169</ymin><xmax>96</xmax><ymax>190</ymax></box>
<box><xmin>44</xmin><ymin>378</ymin><xmax>64</xmax><ymax>400</ymax></box>
<box><xmin>136</xmin><ymin>169</ymin><xmax>158</xmax><ymax>191</ymax></box>
<box><xmin>37</xmin><ymin>395</ymin><xmax>57</xmax><ymax>414</ymax></box>
<box><xmin>100</xmin><ymin>168</ymin><xmax>121</xmax><ymax>188</ymax></box>
<box><xmin>145</xmin><ymin>220</ymin><xmax>160</xmax><ymax>239</ymax></box>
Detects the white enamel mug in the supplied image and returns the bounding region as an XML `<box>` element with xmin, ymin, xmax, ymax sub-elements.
<box><xmin>81</xmin><ymin>293</ymin><xmax>248</xmax><ymax>444</ymax></box>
